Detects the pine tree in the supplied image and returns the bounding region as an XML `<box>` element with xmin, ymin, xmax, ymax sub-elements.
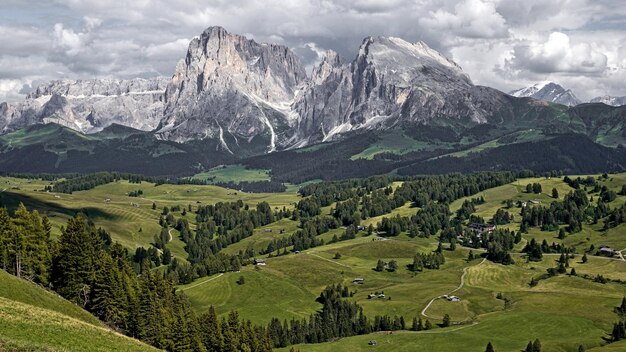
<box><xmin>90</xmin><ymin>251</ymin><xmax>126</xmax><ymax>326</ymax></box>
<box><xmin>0</xmin><ymin>207</ymin><xmax>10</xmax><ymax>272</ymax></box>
<box><xmin>532</xmin><ymin>338</ymin><xmax>542</xmax><ymax>352</ymax></box>
<box><xmin>161</xmin><ymin>247</ymin><xmax>172</xmax><ymax>265</ymax></box>
<box><xmin>467</xmin><ymin>250</ymin><xmax>475</xmax><ymax>261</ymax></box>
<box><xmin>525</xmin><ymin>341</ymin><xmax>533</xmax><ymax>352</ymax></box>
<box><xmin>486</xmin><ymin>341</ymin><xmax>495</xmax><ymax>352</ymax></box>
<box><xmin>388</xmin><ymin>260</ymin><xmax>398</xmax><ymax>272</ymax></box>
<box><xmin>411</xmin><ymin>317</ymin><xmax>418</xmax><ymax>331</ymax></box>
<box><xmin>442</xmin><ymin>314</ymin><xmax>451</xmax><ymax>327</ymax></box>
<box><xmin>52</xmin><ymin>216</ymin><xmax>102</xmax><ymax>306</ymax></box>
<box><xmin>375</xmin><ymin>259</ymin><xmax>385</xmax><ymax>272</ymax></box>
<box><xmin>582</xmin><ymin>253</ymin><xmax>588</xmax><ymax>263</ymax></box>
<box><xmin>199</xmin><ymin>306</ymin><xmax>224</xmax><ymax>352</ymax></box>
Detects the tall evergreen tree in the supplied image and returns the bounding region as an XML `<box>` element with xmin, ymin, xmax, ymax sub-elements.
<box><xmin>52</xmin><ymin>215</ymin><xmax>102</xmax><ymax>306</ymax></box>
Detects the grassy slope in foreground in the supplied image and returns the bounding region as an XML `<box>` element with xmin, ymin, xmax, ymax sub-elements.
<box><xmin>0</xmin><ymin>270</ymin><xmax>158</xmax><ymax>352</ymax></box>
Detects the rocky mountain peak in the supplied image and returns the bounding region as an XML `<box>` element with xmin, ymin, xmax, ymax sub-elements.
<box><xmin>0</xmin><ymin>77</ymin><xmax>168</xmax><ymax>134</ymax></box>
<box><xmin>589</xmin><ymin>95</ymin><xmax>626</xmax><ymax>107</ymax></box>
<box><xmin>310</xmin><ymin>50</ymin><xmax>344</xmax><ymax>84</ymax></box>
<box><xmin>509</xmin><ymin>81</ymin><xmax>581</xmax><ymax>106</ymax></box>
<box><xmin>158</xmin><ymin>26</ymin><xmax>308</xmax><ymax>152</ymax></box>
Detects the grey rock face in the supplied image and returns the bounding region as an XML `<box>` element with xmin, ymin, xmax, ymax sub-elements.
<box><xmin>292</xmin><ymin>36</ymin><xmax>508</xmax><ymax>144</ymax></box>
<box><xmin>3</xmin><ymin>27</ymin><xmax>586</xmax><ymax>152</ymax></box>
<box><xmin>0</xmin><ymin>77</ymin><xmax>168</xmax><ymax>133</ymax></box>
<box><xmin>156</xmin><ymin>26</ymin><xmax>307</xmax><ymax>153</ymax></box>
<box><xmin>589</xmin><ymin>96</ymin><xmax>626</xmax><ymax>107</ymax></box>
<box><xmin>509</xmin><ymin>82</ymin><xmax>582</xmax><ymax>107</ymax></box>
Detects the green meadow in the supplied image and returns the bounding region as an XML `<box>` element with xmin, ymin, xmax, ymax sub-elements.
<box><xmin>1</xmin><ymin>173</ymin><xmax>625</xmax><ymax>351</ymax></box>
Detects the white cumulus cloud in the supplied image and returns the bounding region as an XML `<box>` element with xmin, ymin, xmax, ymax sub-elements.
<box><xmin>508</xmin><ymin>32</ymin><xmax>608</xmax><ymax>74</ymax></box>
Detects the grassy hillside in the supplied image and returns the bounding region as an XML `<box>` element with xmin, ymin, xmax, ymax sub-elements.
<box><xmin>177</xmin><ymin>173</ymin><xmax>626</xmax><ymax>351</ymax></box>
<box><xmin>0</xmin><ymin>176</ymin><xmax>300</xmax><ymax>259</ymax></box>
<box><xmin>191</xmin><ymin>164</ymin><xmax>271</xmax><ymax>183</ymax></box>
<box><xmin>0</xmin><ymin>270</ymin><xmax>158</xmax><ymax>352</ymax></box>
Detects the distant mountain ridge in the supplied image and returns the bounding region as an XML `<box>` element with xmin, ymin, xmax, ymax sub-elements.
<box><xmin>508</xmin><ymin>82</ymin><xmax>582</xmax><ymax>106</ymax></box>
<box><xmin>590</xmin><ymin>95</ymin><xmax>626</xmax><ymax>106</ymax></box>
<box><xmin>510</xmin><ymin>81</ymin><xmax>626</xmax><ymax>107</ymax></box>
<box><xmin>0</xmin><ymin>26</ymin><xmax>624</xmax><ymax>177</ymax></box>
<box><xmin>1</xmin><ymin>77</ymin><xmax>168</xmax><ymax>134</ymax></box>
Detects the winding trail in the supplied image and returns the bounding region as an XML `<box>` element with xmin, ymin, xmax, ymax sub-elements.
<box><xmin>180</xmin><ymin>273</ymin><xmax>224</xmax><ymax>291</ymax></box>
<box><xmin>305</xmin><ymin>252</ymin><xmax>351</xmax><ymax>268</ymax></box>
<box><xmin>168</xmin><ymin>229</ymin><xmax>173</xmax><ymax>242</ymax></box>
<box><xmin>421</xmin><ymin>258</ymin><xmax>486</xmax><ymax>319</ymax></box>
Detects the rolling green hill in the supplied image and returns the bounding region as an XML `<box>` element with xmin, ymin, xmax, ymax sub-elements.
<box><xmin>0</xmin><ymin>270</ymin><xmax>158</xmax><ymax>352</ymax></box>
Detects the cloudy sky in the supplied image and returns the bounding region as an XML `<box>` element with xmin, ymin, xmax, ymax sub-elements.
<box><xmin>1</xmin><ymin>0</ymin><xmax>625</xmax><ymax>102</ymax></box>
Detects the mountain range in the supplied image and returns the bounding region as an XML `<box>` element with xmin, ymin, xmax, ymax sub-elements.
<box><xmin>509</xmin><ymin>81</ymin><xmax>626</xmax><ymax>107</ymax></box>
<box><xmin>0</xmin><ymin>26</ymin><xmax>624</xmax><ymax>178</ymax></box>
<box><xmin>508</xmin><ymin>82</ymin><xmax>582</xmax><ymax>107</ymax></box>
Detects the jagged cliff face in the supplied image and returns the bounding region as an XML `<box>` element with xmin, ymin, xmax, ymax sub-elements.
<box><xmin>2</xmin><ymin>26</ymin><xmax>586</xmax><ymax>153</ymax></box>
<box><xmin>156</xmin><ymin>26</ymin><xmax>307</xmax><ymax>152</ymax></box>
<box><xmin>292</xmin><ymin>36</ymin><xmax>509</xmax><ymax>143</ymax></box>
<box><xmin>0</xmin><ymin>78</ymin><xmax>168</xmax><ymax>134</ymax></box>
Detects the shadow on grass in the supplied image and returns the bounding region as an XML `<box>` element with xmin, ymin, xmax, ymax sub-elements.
<box><xmin>0</xmin><ymin>191</ymin><xmax>122</xmax><ymax>222</ymax></box>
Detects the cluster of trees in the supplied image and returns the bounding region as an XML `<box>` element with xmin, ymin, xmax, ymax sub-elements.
<box><xmin>492</xmin><ymin>208</ymin><xmax>513</xmax><ymax>225</ymax></box>
<box><xmin>0</xmin><ymin>204</ymin><xmax>51</xmax><ymax>284</ymax></box>
<box><xmin>455</xmin><ymin>197</ymin><xmax>485</xmax><ymax>221</ymax></box>
<box><xmin>48</xmin><ymin>171</ymin><xmax>289</xmax><ymax>195</ymax></box>
<box><xmin>186</xmin><ymin>201</ymin><xmax>279</xmax><ymax>259</ymax></box>
<box><xmin>375</xmin><ymin>259</ymin><xmax>399</xmax><ymax>272</ymax></box>
<box><xmin>262</xmin><ymin>284</ymin><xmax>419</xmax><ymax>348</ymax></box>
<box><xmin>524</xmin><ymin>339</ymin><xmax>543</xmax><ymax>352</ymax></box>
<box><xmin>461</xmin><ymin>229</ymin><xmax>519</xmax><ymax>265</ymax></box>
<box><xmin>214</xmin><ymin>180</ymin><xmax>287</xmax><ymax>193</ymax></box>
<box><xmin>410</xmin><ymin>251</ymin><xmax>445</xmax><ymax>271</ymax></box>
<box><xmin>0</xmin><ymin>206</ymin><xmax>220</xmax><ymax>351</ymax></box>
<box><xmin>519</xmin><ymin>189</ymin><xmax>592</xmax><ymax>233</ymax></box>
<box><xmin>564</xmin><ymin>175</ymin><xmax>600</xmax><ymax>190</ymax></box>
<box><xmin>522</xmin><ymin>238</ymin><xmax>567</xmax><ymax>262</ymax></box>
<box><xmin>263</xmin><ymin>216</ymin><xmax>338</xmax><ymax>254</ymax></box>
<box><xmin>298</xmin><ymin>176</ymin><xmax>392</xmax><ymax>205</ymax></box>
<box><xmin>604</xmin><ymin>203</ymin><xmax>626</xmax><ymax>230</ymax></box>
<box><xmin>526</xmin><ymin>183</ymin><xmax>543</xmax><ymax>194</ymax></box>
<box><xmin>128</xmin><ymin>189</ymin><xmax>144</xmax><ymax>197</ymax></box>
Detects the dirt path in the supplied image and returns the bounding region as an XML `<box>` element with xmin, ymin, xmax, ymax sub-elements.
<box><xmin>168</xmin><ymin>228</ymin><xmax>173</xmax><ymax>242</ymax></box>
<box><xmin>305</xmin><ymin>252</ymin><xmax>351</xmax><ymax>268</ymax></box>
<box><xmin>421</xmin><ymin>258</ymin><xmax>486</xmax><ymax>319</ymax></box>
<box><xmin>179</xmin><ymin>273</ymin><xmax>224</xmax><ymax>291</ymax></box>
